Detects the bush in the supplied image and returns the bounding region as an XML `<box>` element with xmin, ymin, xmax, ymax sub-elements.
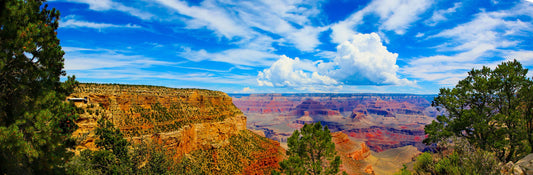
<box><xmin>410</xmin><ymin>138</ymin><xmax>502</xmax><ymax>175</ymax></box>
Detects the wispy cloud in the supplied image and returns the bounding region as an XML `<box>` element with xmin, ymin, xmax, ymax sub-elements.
<box><xmin>179</xmin><ymin>47</ymin><xmax>279</xmax><ymax>67</ymax></box>
<box><xmin>63</xmin><ymin>47</ymin><xmax>173</xmax><ymax>71</ymax></box>
<box><xmin>155</xmin><ymin>0</ymin><xmax>328</xmax><ymax>52</ymax></box>
<box><xmin>330</xmin><ymin>0</ymin><xmax>432</xmax><ymax>43</ymax></box>
<box><xmin>155</xmin><ymin>0</ymin><xmax>250</xmax><ymax>39</ymax></box>
<box><xmin>425</xmin><ymin>2</ymin><xmax>462</xmax><ymax>26</ymax></box>
<box><xmin>55</xmin><ymin>0</ymin><xmax>155</xmax><ymax>20</ymax></box>
<box><xmin>61</xmin><ymin>18</ymin><xmax>141</xmax><ymax>30</ymax></box>
<box><xmin>405</xmin><ymin>2</ymin><xmax>533</xmax><ymax>85</ymax></box>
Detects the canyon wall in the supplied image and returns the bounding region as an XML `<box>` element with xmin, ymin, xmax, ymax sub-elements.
<box><xmin>69</xmin><ymin>84</ymin><xmax>282</xmax><ymax>173</ymax></box>
<box><xmin>230</xmin><ymin>93</ymin><xmax>439</xmax><ymax>152</ymax></box>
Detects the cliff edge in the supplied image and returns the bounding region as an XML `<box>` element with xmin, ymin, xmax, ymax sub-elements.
<box><xmin>68</xmin><ymin>83</ymin><xmax>282</xmax><ymax>174</ymax></box>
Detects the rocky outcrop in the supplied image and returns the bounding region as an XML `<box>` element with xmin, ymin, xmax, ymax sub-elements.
<box><xmin>332</xmin><ymin>132</ymin><xmax>420</xmax><ymax>175</ymax></box>
<box><xmin>130</xmin><ymin>115</ymin><xmax>247</xmax><ymax>156</ymax></box>
<box><xmin>69</xmin><ymin>84</ymin><xmax>282</xmax><ymax>173</ymax></box>
<box><xmin>504</xmin><ymin>154</ymin><xmax>533</xmax><ymax>175</ymax></box>
<box><xmin>348</xmin><ymin>143</ymin><xmax>371</xmax><ymax>160</ymax></box>
<box><xmin>70</xmin><ymin>84</ymin><xmax>244</xmax><ymax>151</ymax></box>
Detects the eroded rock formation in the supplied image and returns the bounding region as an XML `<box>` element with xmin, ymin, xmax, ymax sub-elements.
<box><xmin>332</xmin><ymin>132</ymin><xmax>419</xmax><ymax>175</ymax></box>
<box><xmin>230</xmin><ymin>93</ymin><xmax>439</xmax><ymax>153</ymax></box>
<box><xmin>69</xmin><ymin>84</ymin><xmax>282</xmax><ymax>173</ymax></box>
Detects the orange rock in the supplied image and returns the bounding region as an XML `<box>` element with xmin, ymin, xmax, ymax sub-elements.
<box><xmin>364</xmin><ymin>165</ymin><xmax>374</xmax><ymax>174</ymax></box>
<box><xmin>348</xmin><ymin>143</ymin><xmax>371</xmax><ymax>160</ymax></box>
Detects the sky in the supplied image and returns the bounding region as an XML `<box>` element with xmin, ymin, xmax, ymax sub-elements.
<box><xmin>48</xmin><ymin>0</ymin><xmax>533</xmax><ymax>94</ymax></box>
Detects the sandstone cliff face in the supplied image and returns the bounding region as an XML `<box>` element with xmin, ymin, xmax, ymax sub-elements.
<box><xmin>68</xmin><ymin>84</ymin><xmax>281</xmax><ymax>173</ymax></box>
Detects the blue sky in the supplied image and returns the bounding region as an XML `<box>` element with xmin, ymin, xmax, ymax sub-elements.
<box><xmin>49</xmin><ymin>0</ymin><xmax>533</xmax><ymax>94</ymax></box>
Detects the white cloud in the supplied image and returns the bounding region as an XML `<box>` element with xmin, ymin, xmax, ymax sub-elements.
<box><xmin>179</xmin><ymin>48</ymin><xmax>279</xmax><ymax>67</ymax></box>
<box><xmin>155</xmin><ymin>0</ymin><xmax>250</xmax><ymax>39</ymax></box>
<box><xmin>61</xmin><ymin>18</ymin><xmax>141</xmax><ymax>30</ymax></box>
<box><xmin>405</xmin><ymin>2</ymin><xmax>533</xmax><ymax>86</ymax></box>
<box><xmin>155</xmin><ymin>0</ymin><xmax>327</xmax><ymax>52</ymax></box>
<box><xmin>258</xmin><ymin>33</ymin><xmax>413</xmax><ymax>88</ymax></box>
<box><xmin>63</xmin><ymin>48</ymin><xmax>172</xmax><ymax>70</ymax></box>
<box><xmin>257</xmin><ymin>55</ymin><xmax>338</xmax><ymax>87</ymax></box>
<box><xmin>330</xmin><ymin>0</ymin><xmax>432</xmax><ymax>43</ymax></box>
<box><xmin>287</xmin><ymin>26</ymin><xmax>327</xmax><ymax>51</ymax></box>
<box><xmin>329</xmin><ymin>7</ymin><xmax>367</xmax><ymax>44</ymax></box>
<box><xmin>56</xmin><ymin>0</ymin><xmax>154</xmax><ymax>20</ymax></box>
<box><xmin>505</xmin><ymin>50</ymin><xmax>533</xmax><ymax>65</ymax></box>
<box><xmin>328</xmin><ymin>33</ymin><xmax>412</xmax><ymax>85</ymax></box>
<box><xmin>240</xmin><ymin>87</ymin><xmax>255</xmax><ymax>93</ymax></box>
<box><xmin>373</xmin><ymin>0</ymin><xmax>432</xmax><ymax>34</ymax></box>
<box><xmin>425</xmin><ymin>2</ymin><xmax>462</xmax><ymax>26</ymax></box>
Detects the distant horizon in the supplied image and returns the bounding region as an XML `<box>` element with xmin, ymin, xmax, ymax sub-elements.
<box><xmin>75</xmin><ymin>82</ymin><xmax>438</xmax><ymax>95</ymax></box>
<box><xmin>227</xmin><ymin>92</ymin><xmax>438</xmax><ymax>96</ymax></box>
<box><xmin>51</xmin><ymin>0</ymin><xmax>533</xmax><ymax>94</ymax></box>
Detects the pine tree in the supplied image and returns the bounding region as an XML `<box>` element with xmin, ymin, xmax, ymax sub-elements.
<box><xmin>0</xmin><ymin>0</ymin><xmax>79</xmax><ymax>173</ymax></box>
<box><xmin>278</xmin><ymin>122</ymin><xmax>341</xmax><ymax>175</ymax></box>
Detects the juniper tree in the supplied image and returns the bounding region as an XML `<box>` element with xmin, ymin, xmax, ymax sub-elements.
<box><xmin>424</xmin><ymin>60</ymin><xmax>533</xmax><ymax>162</ymax></box>
<box><xmin>278</xmin><ymin>122</ymin><xmax>341</xmax><ymax>175</ymax></box>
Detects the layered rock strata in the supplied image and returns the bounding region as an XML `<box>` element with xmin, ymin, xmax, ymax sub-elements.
<box><xmin>68</xmin><ymin>84</ymin><xmax>282</xmax><ymax>173</ymax></box>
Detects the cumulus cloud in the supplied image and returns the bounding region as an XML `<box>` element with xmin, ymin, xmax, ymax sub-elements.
<box><xmin>257</xmin><ymin>55</ymin><xmax>338</xmax><ymax>87</ymax></box>
<box><xmin>257</xmin><ymin>33</ymin><xmax>413</xmax><ymax>88</ymax></box>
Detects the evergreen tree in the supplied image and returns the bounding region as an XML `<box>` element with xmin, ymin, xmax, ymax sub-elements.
<box><xmin>424</xmin><ymin>60</ymin><xmax>532</xmax><ymax>162</ymax></box>
<box><xmin>278</xmin><ymin>122</ymin><xmax>341</xmax><ymax>175</ymax></box>
<box><xmin>0</xmin><ymin>0</ymin><xmax>79</xmax><ymax>174</ymax></box>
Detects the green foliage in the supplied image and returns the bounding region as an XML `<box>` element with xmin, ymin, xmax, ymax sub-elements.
<box><xmin>133</xmin><ymin>142</ymin><xmax>177</xmax><ymax>175</ymax></box>
<box><xmin>67</xmin><ymin>119</ymin><xmax>134</xmax><ymax>174</ymax></box>
<box><xmin>413</xmin><ymin>152</ymin><xmax>434</xmax><ymax>173</ymax></box>
<box><xmin>412</xmin><ymin>138</ymin><xmax>502</xmax><ymax>175</ymax></box>
<box><xmin>424</xmin><ymin>60</ymin><xmax>533</xmax><ymax>162</ymax></box>
<box><xmin>278</xmin><ymin>122</ymin><xmax>341</xmax><ymax>175</ymax></box>
<box><xmin>0</xmin><ymin>0</ymin><xmax>79</xmax><ymax>173</ymax></box>
<box><xmin>67</xmin><ymin>118</ymin><xmax>179</xmax><ymax>174</ymax></box>
<box><xmin>394</xmin><ymin>165</ymin><xmax>411</xmax><ymax>175</ymax></box>
<box><xmin>68</xmin><ymin>124</ymin><xmax>275</xmax><ymax>174</ymax></box>
<box><xmin>95</xmin><ymin>119</ymin><xmax>130</xmax><ymax>161</ymax></box>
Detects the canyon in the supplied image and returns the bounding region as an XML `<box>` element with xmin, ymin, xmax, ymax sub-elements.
<box><xmin>230</xmin><ymin>93</ymin><xmax>440</xmax><ymax>152</ymax></box>
<box><xmin>67</xmin><ymin>84</ymin><xmax>434</xmax><ymax>174</ymax></box>
<box><xmin>68</xmin><ymin>84</ymin><xmax>282</xmax><ymax>174</ymax></box>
